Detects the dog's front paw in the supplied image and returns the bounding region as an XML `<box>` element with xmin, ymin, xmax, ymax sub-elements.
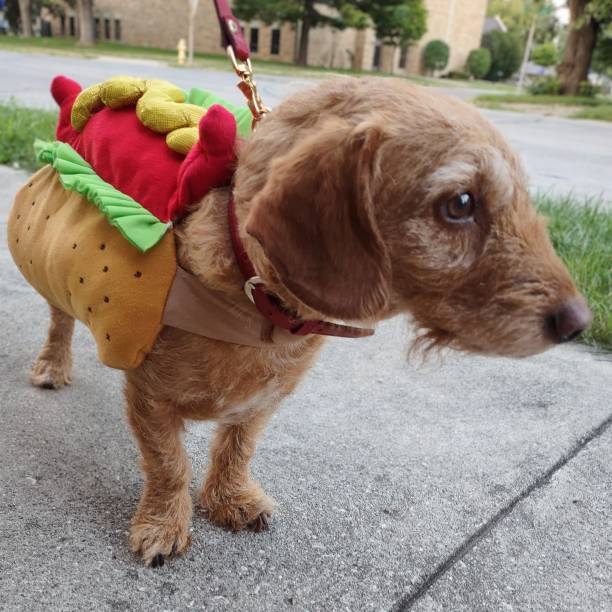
<box><xmin>30</xmin><ymin>357</ymin><xmax>72</xmax><ymax>389</ymax></box>
<box><xmin>129</xmin><ymin>515</ymin><xmax>192</xmax><ymax>567</ymax></box>
<box><xmin>199</xmin><ymin>481</ymin><xmax>275</xmax><ymax>532</ymax></box>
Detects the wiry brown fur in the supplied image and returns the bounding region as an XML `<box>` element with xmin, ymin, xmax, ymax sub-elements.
<box><xmin>29</xmin><ymin>78</ymin><xmax>587</xmax><ymax>566</ymax></box>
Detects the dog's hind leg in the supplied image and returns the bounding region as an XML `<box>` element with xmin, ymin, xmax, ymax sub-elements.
<box><xmin>30</xmin><ymin>303</ymin><xmax>74</xmax><ymax>390</ymax></box>
<box><xmin>199</xmin><ymin>409</ymin><xmax>275</xmax><ymax>533</ymax></box>
<box><xmin>125</xmin><ymin>379</ymin><xmax>193</xmax><ymax>567</ymax></box>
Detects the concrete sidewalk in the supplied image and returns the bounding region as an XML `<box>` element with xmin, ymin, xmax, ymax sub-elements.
<box><xmin>1</xmin><ymin>161</ymin><xmax>611</xmax><ymax>610</ymax></box>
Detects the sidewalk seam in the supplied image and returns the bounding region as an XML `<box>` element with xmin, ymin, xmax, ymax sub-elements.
<box><xmin>391</xmin><ymin>411</ymin><xmax>612</xmax><ymax>611</ymax></box>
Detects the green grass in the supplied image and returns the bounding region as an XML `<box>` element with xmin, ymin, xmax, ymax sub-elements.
<box><xmin>0</xmin><ymin>100</ymin><xmax>608</xmax><ymax>348</ymax></box>
<box><xmin>476</xmin><ymin>93</ymin><xmax>610</xmax><ymax>107</ymax></box>
<box><xmin>571</xmin><ymin>105</ymin><xmax>612</xmax><ymax>121</ymax></box>
<box><xmin>475</xmin><ymin>93</ymin><xmax>612</xmax><ymax>122</ymax></box>
<box><xmin>535</xmin><ymin>194</ymin><xmax>611</xmax><ymax>350</ymax></box>
<box><xmin>0</xmin><ymin>100</ymin><xmax>57</xmax><ymax>171</ymax></box>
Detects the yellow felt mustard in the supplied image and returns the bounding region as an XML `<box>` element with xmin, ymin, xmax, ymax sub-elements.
<box><xmin>8</xmin><ymin>166</ymin><xmax>177</xmax><ymax>370</ymax></box>
<box><xmin>71</xmin><ymin>77</ymin><xmax>206</xmax><ymax>154</ymax></box>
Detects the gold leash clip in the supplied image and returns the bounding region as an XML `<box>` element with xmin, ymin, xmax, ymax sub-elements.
<box><xmin>227</xmin><ymin>45</ymin><xmax>270</xmax><ymax>127</ymax></box>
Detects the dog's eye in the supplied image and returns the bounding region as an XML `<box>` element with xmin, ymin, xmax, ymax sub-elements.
<box><xmin>443</xmin><ymin>193</ymin><xmax>475</xmax><ymax>223</ymax></box>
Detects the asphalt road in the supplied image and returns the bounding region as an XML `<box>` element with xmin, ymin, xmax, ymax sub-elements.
<box><xmin>1</xmin><ymin>52</ymin><xmax>611</xmax><ymax>611</ymax></box>
<box><xmin>1</xmin><ymin>50</ymin><xmax>611</xmax><ymax>205</ymax></box>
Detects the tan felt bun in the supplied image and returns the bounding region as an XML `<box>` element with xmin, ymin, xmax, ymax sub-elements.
<box><xmin>8</xmin><ymin>165</ymin><xmax>177</xmax><ymax>370</ymax></box>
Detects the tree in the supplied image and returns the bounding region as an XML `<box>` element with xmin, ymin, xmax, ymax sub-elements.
<box><xmin>18</xmin><ymin>0</ymin><xmax>33</xmax><ymax>36</ymax></box>
<box><xmin>423</xmin><ymin>39</ymin><xmax>449</xmax><ymax>73</ymax></box>
<box><xmin>556</xmin><ymin>0</ymin><xmax>612</xmax><ymax>95</ymax></box>
<box><xmin>4</xmin><ymin>0</ymin><xmax>66</xmax><ymax>36</ymax></box>
<box><xmin>531</xmin><ymin>41</ymin><xmax>558</xmax><ymax>66</ymax></box>
<box><xmin>482</xmin><ymin>30</ymin><xmax>523</xmax><ymax>80</ymax></box>
<box><xmin>359</xmin><ymin>0</ymin><xmax>427</xmax><ymax>46</ymax></box>
<box><xmin>486</xmin><ymin>0</ymin><xmax>558</xmax><ymax>44</ymax></box>
<box><xmin>592</xmin><ymin>31</ymin><xmax>612</xmax><ymax>75</ymax></box>
<box><xmin>76</xmin><ymin>0</ymin><xmax>94</xmax><ymax>46</ymax></box>
<box><xmin>467</xmin><ymin>48</ymin><xmax>492</xmax><ymax>79</ymax></box>
<box><xmin>233</xmin><ymin>0</ymin><xmax>427</xmax><ymax>66</ymax></box>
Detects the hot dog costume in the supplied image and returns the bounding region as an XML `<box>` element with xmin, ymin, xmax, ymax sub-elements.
<box><xmin>8</xmin><ymin>75</ymin><xmax>254</xmax><ymax>369</ymax></box>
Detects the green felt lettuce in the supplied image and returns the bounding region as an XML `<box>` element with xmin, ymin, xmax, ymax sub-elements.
<box><xmin>35</xmin><ymin>140</ymin><xmax>171</xmax><ymax>253</ymax></box>
<box><xmin>186</xmin><ymin>88</ymin><xmax>253</xmax><ymax>139</ymax></box>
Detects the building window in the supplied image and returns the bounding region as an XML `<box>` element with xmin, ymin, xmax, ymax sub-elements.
<box><xmin>69</xmin><ymin>16</ymin><xmax>76</xmax><ymax>37</ymax></box>
<box><xmin>114</xmin><ymin>19</ymin><xmax>121</xmax><ymax>41</ymax></box>
<box><xmin>60</xmin><ymin>15</ymin><xmax>66</xmax><ymax>36</ymax></box>
<box><xmin>249</xmin><ymin>27</ymin><xmax>259</xmax><ymax>53</ymax></box>
<box><xmin>104</xmin><ymin>17</ymin><xmax>111</xmax><ymax>40</ymax></box>
<box><xmin>398</xmin><ymin>45</ymin><xmax>408</xmax><ymax>69</ymax></box>
<box><xmin>94</xmin><ymin>17</ymin><xmax>100</xmax><ymax>40</ymax></box>
<box><xmin>270</xmin><ymin>28</ymin><xmax>280</xmax><ymax>55</ymax></box>
<box><xmin>372</xmin><ymin>42</ymin><xmax>381</xmax><ymax>71</ymax></box>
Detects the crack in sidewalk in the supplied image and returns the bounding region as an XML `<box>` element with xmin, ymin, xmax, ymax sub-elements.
<box><xmin>392</xmin><ymin>411</ymin><xmax>612</xmax><ymax>611</ymax></box>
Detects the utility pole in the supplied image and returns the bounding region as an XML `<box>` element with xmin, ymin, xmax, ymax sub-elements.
<box><xmin>517</xmin><ymin>16</ymin><xmax>536</xmax><ymax>92</ymax></box>
<box><xmin>187</xmin><ymin>0</ymin><xmax>199</xmax><ymax>65</ymax></box>
<box><xmin>517</xmin><ymin>2</ymin><xmax>555</xmax><ymax>92</ymax></box>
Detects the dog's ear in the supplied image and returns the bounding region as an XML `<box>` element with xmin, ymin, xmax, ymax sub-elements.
<box><xmin>246</xmin><ymin>117</ymin><xmax>391</xmax><ymax>320</ymax></box>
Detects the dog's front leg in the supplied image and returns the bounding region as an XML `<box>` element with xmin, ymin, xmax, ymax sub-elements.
<box><xmin>125</xmin><ymin>380</ymin><xmax>192</xmax><ymax>567</ymax></box>
<box><xmin>200</xmin><ymin>409</ymin><xmax>275</xmax><ymax>532</ymax></box>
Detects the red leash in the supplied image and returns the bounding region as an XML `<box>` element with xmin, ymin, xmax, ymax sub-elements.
<box><xmin>213</xmin><ymin>0</ymin><xmax>250</xmax><ymax>61</ymax></box>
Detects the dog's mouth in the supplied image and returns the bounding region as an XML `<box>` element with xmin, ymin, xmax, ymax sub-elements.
<box><xmin>409</xmin><ymin>316</ymin><xmax>559</xmax><ymax>360</ymax></box>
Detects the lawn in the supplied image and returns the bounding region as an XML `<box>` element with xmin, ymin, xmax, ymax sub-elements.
<box><xmin>0</xmin><ymin>100</ymin><xmax>57</xmax><ymax>171</ymax></box>
<box><xmin>1</xmin><ymin>100</ymin><xmax>609</xmax><ymax>349</ymax></box>
<box><xmin>475</xmin><ymin>93</ymin><xmax>612</xmax><ymax>121</ymax></box>
<box><xmin>535</xmin><ymin>194</ymin><xmax>611</xmax><ymax>351</ymax></box>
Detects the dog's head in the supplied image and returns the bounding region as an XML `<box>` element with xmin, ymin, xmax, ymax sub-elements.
<box><xmin>237</xmin><ymin>78</ymin><xmax>591</xmax><ymax>357</ymax></box>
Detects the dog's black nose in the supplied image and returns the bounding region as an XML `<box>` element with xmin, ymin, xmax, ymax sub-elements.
<box><xmin>548</xmin><ymin>299</ymin><xmax>592</xmax><ymax>343</ymax></box>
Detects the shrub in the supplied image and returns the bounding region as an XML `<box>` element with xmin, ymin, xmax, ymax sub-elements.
<box><xmin>482</xmin><ymin>31</ymin><xmax>522</xmax><ymax>81</ymax></box>
<box><xmin>528</xmin><ymin>76</ymin><xmax>562</xmax><ymax>95</ymax></box>
<box><xmin>423</xmin><ymin>39</ymin><xmax>450</xmax><ymax>73</ymax></box>
<box><xmin>467</xmin><ymin>48</ymin><xmax>492</xmax><ymax>79</ymax></box>
<box><xmin>531</xmin><ymin>42</ymin><xmax>558</xmax><ymax>67</ymax></box>
<box><xmin>578</xmin><ymin>80</ymin><xmax>602</xmax><ymax>98</ymax></box>
<box><xmin>445</xmin><ymin>70</ymin><xmax>470</xmax><ymax>80</ymax></box>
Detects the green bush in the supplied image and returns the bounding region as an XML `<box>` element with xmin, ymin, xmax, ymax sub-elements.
<box><xmin>423</xmin><ymin>39</ymin><xmax>450</xmax><ymax>73</ymax></box>
<box><xmin>467</xmin><ymin>48</ymin><xmax>492</xmax><ymax>79</ymax></box>
<box><xmin>531</xmin><ymin>42</ymin><xmax>558</xmax><ymax>67</ymax></box>
<box><xmin>528</xmin><ymin>76</ymin><xmax>562</xmax><ymax>95</ymax></box>
<box><xmin>578</xmin><ymin>80</ymin><xmax>602</xmax><ymax>98</ymax></box>
<box><xmin>445</xmin><ymin>70</ymin><xmax>470</xmax><ymax>80</ymax></box>
<box><xmin>482</xmin><ymin>31</ymin><xmax>523</xmax><ymax>81</ymax></box>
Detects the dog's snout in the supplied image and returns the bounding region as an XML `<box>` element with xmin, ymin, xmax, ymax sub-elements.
<box><xmin>547</xmin><ymin>299</ymin><xmax>592</xmax><ymax>344</ymax></box>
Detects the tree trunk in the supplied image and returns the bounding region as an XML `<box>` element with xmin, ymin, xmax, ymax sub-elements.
<box><xmin>18</xmin><ymin>0</ymin><xmax>33</xmax><ymax>37</ymax></box>
<box><xmin>77</xmin><ymin>0</ymin><xmax>95</xmax><ymax>46</ymax></box>
<box><xmin>296</xmin><ymin>0</ymin><xmax>314</xmax><ymax>66</ymax></box>
<box><xmin>556</xmin><ymin>0</ymin><xmax>598</xmax><ymax>95</ymax></box>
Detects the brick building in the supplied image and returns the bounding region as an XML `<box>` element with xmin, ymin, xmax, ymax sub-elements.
<box><xmin>46</xmin><ymin>0</ymin><xmax>488</xmax><ymax>76</ymax></box>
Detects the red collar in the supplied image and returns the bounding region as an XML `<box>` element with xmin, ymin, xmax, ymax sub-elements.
<box><xmin>228</xmin><ymin>198</ymin><xmax>375</xmax><ymax>339</ymax></box>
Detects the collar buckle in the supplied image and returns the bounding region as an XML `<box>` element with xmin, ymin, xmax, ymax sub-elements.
<box><xmin>244</xmin><ymin>276</ymin><xmax>264</xmax><ymax>303</ymax></box>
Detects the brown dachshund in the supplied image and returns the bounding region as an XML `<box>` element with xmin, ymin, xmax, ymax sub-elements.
<box><xmin>24</xmin><ymin>77</ymin><xmax>591</xmax><ymax>566</ymax></box>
